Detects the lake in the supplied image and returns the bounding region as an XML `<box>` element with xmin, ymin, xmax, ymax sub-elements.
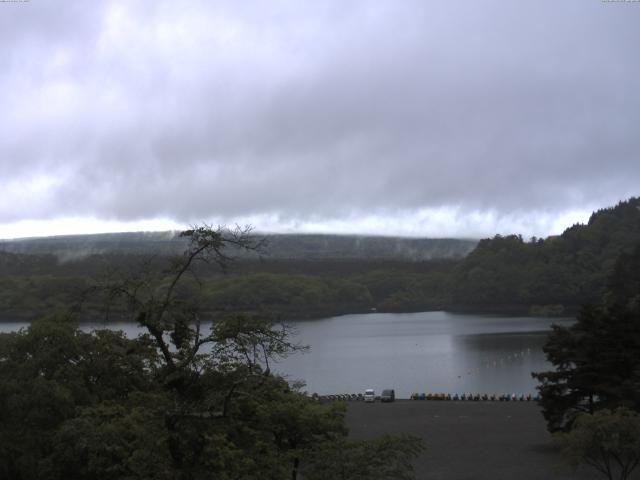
<box><xmin>0</xmin><ymin>311</ymin><xmax>572</xmax><ymax>399</ymax></box>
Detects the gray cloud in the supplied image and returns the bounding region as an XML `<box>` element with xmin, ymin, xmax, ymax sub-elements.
<box><xmin>1</xmin><ymin>0</ymin><xmax>639</xmax><ymax>237</ymax></box>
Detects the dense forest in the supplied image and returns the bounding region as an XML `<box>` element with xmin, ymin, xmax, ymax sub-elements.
<box><xmin>0</xmin><ymin>234</ymin><xmax>465</xmax><ymax>320</ymax></box>
<box><xmin>1</xmin><ymin>197</ymin><xmax>639</xmax><ymax>321</ymax></box>
<box><xmin>450</xmin><ymin>197</ymin><xmax>640</xmax><ymax>314</ymax></box>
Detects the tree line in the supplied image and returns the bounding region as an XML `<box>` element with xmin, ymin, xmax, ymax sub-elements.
<box><xmin>2</xmin><ymin>198</ymin><xmax>640</xmax><ymax>322</ymax></box>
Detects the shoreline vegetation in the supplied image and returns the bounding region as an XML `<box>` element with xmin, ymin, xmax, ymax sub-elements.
<box><xmin>0</xmin><ymin>197</ymin><xmax>638</xmax><ymax>323</ymax></box>
<box><xmin>0</xmin><ymin>304</ymin><xmax>576</xmax><ymax>324</ymax></box>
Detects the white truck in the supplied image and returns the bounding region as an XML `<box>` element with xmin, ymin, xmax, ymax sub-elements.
<box><xmin>364</xmin><ymin>389</ymin><xmax>375</xmax><ymax>403</ymax></box>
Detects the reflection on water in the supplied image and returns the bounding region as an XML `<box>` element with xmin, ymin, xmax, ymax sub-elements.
<box><xmin>448</xmin><ymin>333</ymin><xmax>549</xmax><ymax>395</ymax></box>
<box><xmin>0</xmin><ymin>311</ymin><xmax>573</xmax><ymax>398</ymax></box>
<box><xmin>274</xmin><ymin>311</ymin><xmax>573</xmax><ymax>398</ymax></box>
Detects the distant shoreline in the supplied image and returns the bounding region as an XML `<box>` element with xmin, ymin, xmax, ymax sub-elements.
<box><xmin>0</xmin><ymin>304</ymin><xmax>576</xmax><ymax>324</ymax></box>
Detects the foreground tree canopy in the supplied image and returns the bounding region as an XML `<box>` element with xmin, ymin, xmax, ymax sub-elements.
<box><xmin>557</xmin><ymin>408</ymin><xmax>640</xmax><ymax>480</ymax></box>
<box><xmin>0</xmin><ymin>225</ymin><xmax>423</xmax><ymax>480</ymax></box>
<box><xmin>533</xmin><ymin>244</ymin><xmax>640</xmax><ymax>432</ymax></box>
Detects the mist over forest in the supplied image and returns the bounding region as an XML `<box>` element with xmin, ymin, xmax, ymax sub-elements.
<box><xmin>0</xmin><ymin>232</ymin><xmax>477</xmax><ymax>262</ymax></box>
<box><xmin>2</xmin><ymin>197</ymin><xmax>638</xmax><ymax>322</ymax></box>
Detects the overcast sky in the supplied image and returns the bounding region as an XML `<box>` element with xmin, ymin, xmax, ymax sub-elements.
<box><xmin>1</xmin><ymin>0</ymin><xmax>638</xmax><ymax>239</ymax></box>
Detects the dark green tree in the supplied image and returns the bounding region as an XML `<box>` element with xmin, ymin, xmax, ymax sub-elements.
<box><xmin>533</xmin><ymin>244</ymin><xmax>640</xmax><ymax>432</ymax></box>
<box><xmin>0</xmin><ymin>317</ymin><xmax>162</xmax><ymax>479</ymax></box>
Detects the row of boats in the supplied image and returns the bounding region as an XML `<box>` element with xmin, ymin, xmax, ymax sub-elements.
<box><xmin>411</xmin><ymin>392</ymin><xmax>540</xmax><ymax>401</ymax></box>
<box><xmin>312</xmin><ymin>393</ymin><xmax>370</xmax><ymax>402</ymax></box>
<box><xmin>311</xmin><ymin>392</ymin><xmax>541</xmax><ymax>402</ymax></box>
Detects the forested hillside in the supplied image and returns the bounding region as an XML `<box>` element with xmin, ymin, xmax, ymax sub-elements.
<box><xmin>0</xmin><ymin>252</ymin><xmax>457</xmax><ymax>321</ymax></box>
<box><xmin>0</xmin><ymin>232</ymin><xmax>476</xmax><ymax>261</ymax></box>
<box><xmin>0</xmin><ymin>233</ymin><xmax>470</xmax><ymax>320</ymax></box>
<box><xmin>1</xmin><ymin>198</ymin><xmax>638</xmax><ymax>321</ymax></box>
<box><xmin>450</xmin><ymin>197</ymin><xmax>640</xmax><ymax>314</ymax></box>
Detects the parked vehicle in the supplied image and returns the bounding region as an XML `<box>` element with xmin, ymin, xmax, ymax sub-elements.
<box><xmin>381</xmin><ymin>389</ymin><xmax>395</xmax><ymax>402</ymax></box>
<box><xmin>364</xmin><ymin>389</ymin><xmax>376</xmax><ymax>403</ymax></box>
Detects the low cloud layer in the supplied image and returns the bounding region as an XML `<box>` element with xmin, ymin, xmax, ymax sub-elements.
<box><xmin>1</xmin><ymin>0</ymin><xmax>638</xmax><ymax>238</ymax></box>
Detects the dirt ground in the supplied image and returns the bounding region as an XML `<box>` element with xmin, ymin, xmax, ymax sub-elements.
<box><xmin>345</xmin><ymin>400</ymin><xmax>611</xmax><ymax>480</ymax></box>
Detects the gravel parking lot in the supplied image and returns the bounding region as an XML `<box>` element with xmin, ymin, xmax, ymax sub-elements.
<box><xmin>346</xmin><ymin>401</ymin><xmax>607</xmax><ymax>480</ymax></box>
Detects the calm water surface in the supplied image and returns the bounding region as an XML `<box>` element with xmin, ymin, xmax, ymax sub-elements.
<box><xmin>1</xmin><ymin>311</ymin><xmax>572</xmax><ymax>398</ymax></box>
<box><xmin>276</xmin><ymin>311</ymin><xmax>573</xmax><ymax>398</ymax></box>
